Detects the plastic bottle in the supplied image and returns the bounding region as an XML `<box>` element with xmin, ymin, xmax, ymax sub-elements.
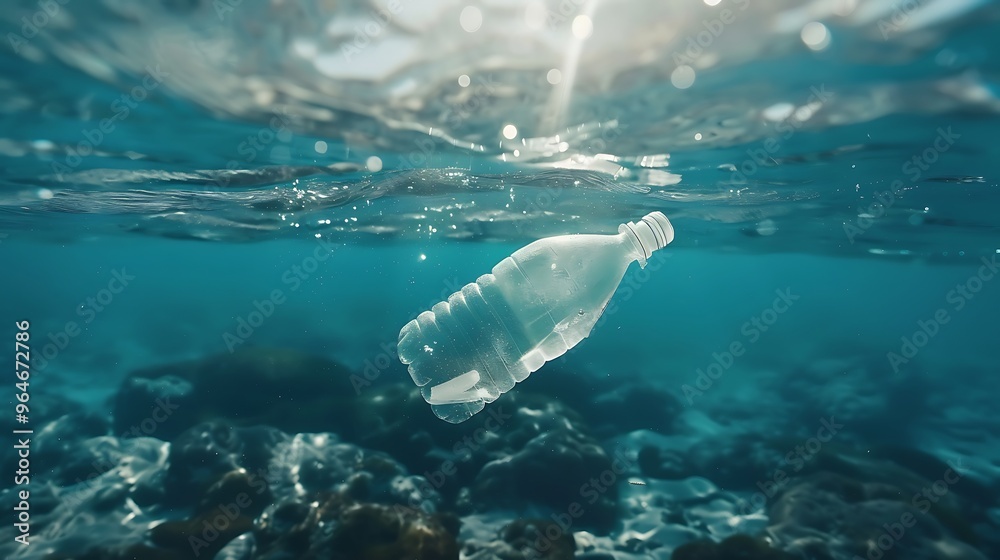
<box><xmin>397</xmin><ymin>212</ymin><xmax>674</xmax><ymax>423</ymax></box>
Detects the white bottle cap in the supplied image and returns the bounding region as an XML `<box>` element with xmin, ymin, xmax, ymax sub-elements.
<box><xmin>620</xmin><ymin>211</ymin><xmax>674</xmax><ymax>267</ymax></box>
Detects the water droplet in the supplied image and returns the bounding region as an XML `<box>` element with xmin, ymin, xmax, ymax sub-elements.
<box><xmin>460</xmin><ymin>6</ymin><xmax>483</xmax><ymax>33</ymax></box>
<box><xmin>572</xmin><ymin>15</ymin><xmax>593</xmax><ymax>39</ymax></box>
<box><xmin>671</xmin><ymin>65</ymin><xmax>695</xmax><ymax>89</ymax></box>
<box><xmin>801</xmin><ymin>22</ymin><xmax>831</xmax><ymax>51</ymax></box>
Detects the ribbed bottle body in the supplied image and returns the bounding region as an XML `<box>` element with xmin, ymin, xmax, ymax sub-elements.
<box><xmin>398</xmin><ymin>263</ymin><xmax>534</xmax><ymax>423</ymax></box>
<box><xmin>398</xmin><ymin>212</ymin><xmax>673</xmax><ymax>423</ymax></box>
<box><xmin>398</xmin><ymin>234</ymin><xmax>633</xmax><ymax>423</ymax></box>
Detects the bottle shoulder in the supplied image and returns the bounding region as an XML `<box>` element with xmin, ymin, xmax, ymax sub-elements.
<box><xmin>486</xmin><ymin>232</ymin><xmax>634</xmax><ymax>321</ymax></box>
<box><xmin>504</xmin><ymin>233</ymin><xmax>632</xmax><ymax>270</ymax></box>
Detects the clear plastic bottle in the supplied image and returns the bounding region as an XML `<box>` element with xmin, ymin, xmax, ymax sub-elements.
<box><xmin>397</xmin><ymin>212</ymin><xmax>674</xmax><ymax>423</ymax></box>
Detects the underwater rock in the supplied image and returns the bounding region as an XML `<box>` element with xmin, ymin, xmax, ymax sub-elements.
<box><xmin>587</xmin><ymin>382</ymin><xmax>682</xmax><ymax>437</ymax></box>
<box><xmin>516</xmin><ymin>367</ymin><xmax>681</xmax><ymax>437</ymax></box>
<box><xmin>0</xmin><ymin>435</ymin><xmax>170</xmax><ymax>560</ymax></box>
<box><xmin>648</xmin><ymin>434</ymin><xmax>792</xmax><ymax>489</ymax></box>
<box><xmin>150</xmin><ymin>510</ymin><xmax>255</xmax><ymax>559</ymax></box>
<box><xmin>11</xmin><ymin>412</ymin><xmax>110</xmax><ymax>487</ymax></box>
<box><xmin>792</xmin><ymin>447</ymin><xmax>995</xmax><ymax>547</ymax></box>
<box><xmin>112</xmin><ymin>347</ymin><xmax>354</xmax><ymax>438</ymax></box>
<box><xmin>615</xmin><ymin>475</ymin><xmax>768</xmax><ymax>556</ymax></box>
<box><xmin>350</xmin><ymin>381</ymin><xmax>621</xmax><ymax>523</ymax></box>
<box><xmin>0</xmin><ymin>389</ymin><xmax>107</xmax><ymax>487</ymax></box>
<box><xmin>623</xmin><ymin>428</ymin><xmax>996</xmax><ymax>558</ymax></box>
<box><xmin>253</xmin><ymin>499</ymin><xmax>460</xmax><ymax>560</ymax></box>
<box><xmin>214</xmin><ymin>533</ymin><xmax>255</xmax><ymax>560</ymax></box>
<box><xmin>865</xmin><ymin>446</ymin><xmax>997</xmax><ymax>504</ymax></box>
<box><xmin>348</xmin><ymin>380</ymin><xmax>561</xmax><ymax>472</ymax></box>
<box><xmin>347</xmin><ymin>382</ymin><xmax>473</xmax><ymax>476</ymax></box>
<box><xmin>500</xmin><ymin>519</ymin><xmax>576</xmax><ymax>560</ymax></box>
<box><xmin>457</xmin><ymin>515</ymin><xmax>577</xmax><ymax>560</ymax></box>
<box><xmin>110</xmin><ymin>348</ymin><xmax>678</xmax><ymax>527</ymax></box>
<box><xmin>165</xmin><ymin>421</ymin><xmax>440</xmax><ymax>511</ymax></box>
<box><xmin>338</xmin><ymin>380</ymin><xmax>625</xmax><ymax>527</ymax></box>
<box><xmin>470</xmin><ymin>405</ymin><xmax>620</xmax><ymax>530</ymax></box>
<box><xmin>0</xmin><ymin>414</ymin><xmax>447</xmax><ymax>559</ymax></box>
<box><xmin>772</xmin><ymin>355</ymin><xmax>932</xmax><ymax>446</ymax></box>
<box><xmin>768</xmin><ymin>472</ymin><xmax>986</xmax><ymax>560</ymax></box>
<box><xmin>112</xmin><ymin>374</ymin><xmax>195</xmax><ymax>441</ymax></box>
<box><xmin>164</xmin><ymin>422</ymin><xmax>284</xmax><ymax>506</ymax></box>
<box><xmin>197</xmin><ymin>469</ymin><xmax>273</xmax><ymax>517</ymax></box>
<box><xmin>670</xmin><ymin>534</ymin><xmax>796</xmax><ymax>560</ymax></box>
<box><xmin>637</xmin><ymin>445</ymin><xmax>686</xmax><ymax>480</ymax></box>
<box><xmin>348</xmin><ymin>366</ymin><xmax>678</xmax><ymax>485</ymax></box>
<box><xmin>644</xmin><ymin>428</ymin><xmax>991</xmax><ymax>557</ymax></box>
<box><xmin>43</xmin><ymin>543</ymin><xmax>189</xmax><ymax>560</ymax></box>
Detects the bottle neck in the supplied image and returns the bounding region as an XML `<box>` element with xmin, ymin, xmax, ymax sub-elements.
<box><xmin>619</xmin><ymin>212</ymin><xmax>675</xmax><ymax>268</ymax></box>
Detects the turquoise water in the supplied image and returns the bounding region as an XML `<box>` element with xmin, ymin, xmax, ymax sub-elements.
<box><xmin>2</xmin><ymin>1</ymin><xmax>1000</xmax><ymax>559</ymax></box>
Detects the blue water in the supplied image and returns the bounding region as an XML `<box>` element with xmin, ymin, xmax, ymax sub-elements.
<box><xmin>2</xmin><ymin>1</ymin><xmax>1000</xmax><ymax>559</ymax></box>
